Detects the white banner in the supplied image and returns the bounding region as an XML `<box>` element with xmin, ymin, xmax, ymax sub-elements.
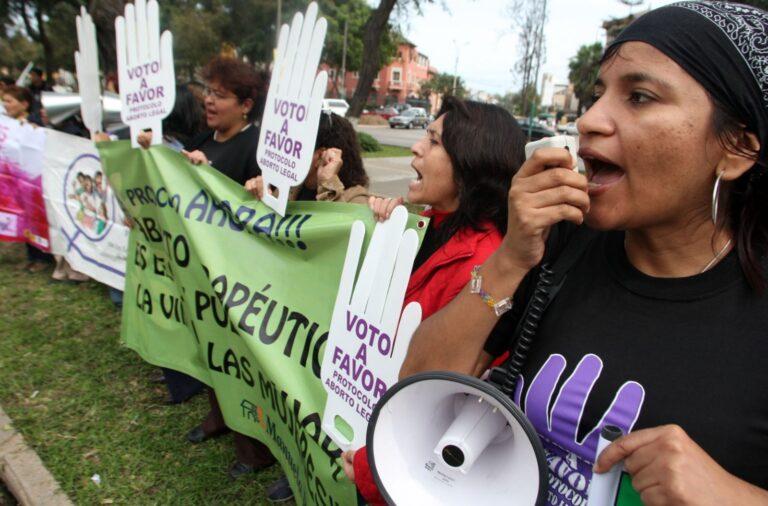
<box><xmin>42</xmin><ymin>130</ymin><xmax>128</xmax><ymax>290</ymax></box>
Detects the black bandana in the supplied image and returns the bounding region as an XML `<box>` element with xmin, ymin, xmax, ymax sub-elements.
<box><xmin>608</xmin><ymin>1</ymin><xmax>768</xmax><ymax>161</ymax></box>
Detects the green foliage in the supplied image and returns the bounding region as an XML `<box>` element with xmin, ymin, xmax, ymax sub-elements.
<box><xmin>357</xmin><ymin>131</ymin><xmax>381</xmax><ymax>152</ymax></box>
<box><xmin>169</xmin><ymin>6</ymin><xmax>226</xmax><ymax>80</ymax></box>
<box><xmin>48</xmin><ymin>3</ymin><xmax>80</xmax><ymax>71</ymax></box>
<box><xmin>495</xmin><ymin>88</ymin><xmax>540</xmax><ymax>116</ymax></box>
<box><xmin>361</xmin><ymin>143</ymin><xmax>412</xmax><ymax>158</ymax></box>
<box><xmin>0</xmin><ymin>32</ymin><xmax>42</xmax><ymax>73</ymax></box>
<box><xmin>320</xmin><ymin>0</ymin><xmax>397</xmax><ymax>72</ymax></box>
<box><xmin>0</xmin><ymin>0</ymin><xmax>406</xmax><ymax>88</ymax></box>
<box><xmin>568</xmin><ymin>42</ymin><xmax>603</xmax><ymax>113</ymax></box>
<box><xmin>419</xmin><ymin>72</ymin><xmax>466</xmax><ymax>100</ymax></box>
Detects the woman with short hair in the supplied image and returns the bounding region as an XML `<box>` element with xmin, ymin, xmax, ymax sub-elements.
<box><xmin>182</xmin><ymin>56</ymin><xmax>264</xmax><ymax>186</ymax></box>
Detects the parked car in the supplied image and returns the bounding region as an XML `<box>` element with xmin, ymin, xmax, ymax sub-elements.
<box><xmin>322</xmin><ymin>98</ymin><xmax>349</xmax><ymax>117</ymax></box>
<box><xmin>373</xmin><ymin>106</ymin><xmax>399</xmax><ymax>120</ymax></box>
<box><xmin>388</xmin><ymin>107</ymin><xmax>429</xmax><ymax>129</ymax></box>
<box><xmin>516</xmin><ymin>118</ymin><xmax>556</xmax><ymax>141</ymax></box>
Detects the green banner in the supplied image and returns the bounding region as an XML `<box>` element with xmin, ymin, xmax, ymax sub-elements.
<box><xmin>98</xmin><ymin>141</ymin><xmax>426</xmax><ymax>506</ymax></box>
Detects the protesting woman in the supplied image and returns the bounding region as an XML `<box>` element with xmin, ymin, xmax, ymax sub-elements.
<box><xmin>344</xmin><ymin>97</ymin><xmax>527</xmax><ymax>503</ymax></box>
<box><xmin>181</xmin><ymin>56</ymin><xmax>277</xmax><ymax>481</ymax></box>
<box><xmin>2</xmin><ymin>85</ymin><xmax>52</xmax><ymax>273</ymax></box>
<box><xmin>378</xmin><ymin>3</ymin><xmax>768</xmax><ymax>505</ymax></box>
<box><xmin>182</xmin><ymin>57</ymin><xmax>263</xmax><ymax>185</ymax></box>
<box><xmin>244</xmin><ymin>111</ymin><xmax>369</xmax><ymax>205</ymax></box>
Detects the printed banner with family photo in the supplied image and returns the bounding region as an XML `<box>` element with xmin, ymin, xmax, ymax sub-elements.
<box><xmin>0</xmin><ymin>115</ymin><xmax>50</xmax><ymax>251</ymax></box>
<box><xmin>42</xmin><ymin>130</ymin><xmax>129</xmax><ymax>290</ymax></box>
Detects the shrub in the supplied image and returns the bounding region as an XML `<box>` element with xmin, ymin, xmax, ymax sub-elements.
<box><xmin>357</xmin><ymin>132</ymin><xmax>381</xmax><ymax>152</ymax></box>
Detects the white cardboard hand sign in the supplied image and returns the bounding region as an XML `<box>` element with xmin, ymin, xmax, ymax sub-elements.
<box><xmin>321</xmin><ymin>206</ymin><xmax>422</xmax><ymax>450</ymax></box>
<box><xmin>257</xmin><ymin>2</ymin><xmax>328</xmax><ymax>216</ymax></box>
<box><xmin>115</xmin><ymin>0</ymin><xmax>175</xmax><ymax>148</ymax></box>
<box><xmin>75</xmin><ymin>7</ymin><xmax>102</xmax><ymax>136</ymax></box>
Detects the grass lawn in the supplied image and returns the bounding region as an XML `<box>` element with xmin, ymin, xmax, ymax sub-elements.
<box><xmin>0</xmin><ymin>243</ymin><xmax>286</xmax><ymax>505</ymax></box>
<box><xmin>361</xmin><ymin>144</ymin><xmax>412</xmax><ymax>158</ymax></box>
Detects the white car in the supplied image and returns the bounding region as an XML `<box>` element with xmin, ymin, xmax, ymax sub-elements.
<box><xmin>322</xmin><ymin>99</ymin><xmax>350</xmax><ymax>117</ymax></box>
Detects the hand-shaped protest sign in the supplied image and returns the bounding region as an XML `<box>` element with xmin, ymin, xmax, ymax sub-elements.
<box><xmin>75</xmin><ymin>7</ymin><xmax>102</xmax><ymax>136</ymax></box>
<box><xmin>321</xmin><ymin>206</ymin><xmax>422</xmax><ymax>450</ymax></box>
<box><xmin>257</xmin><ymin>2</ymin><xmax>328</xmax><ymax>215</ymax></box>
<box><xmin>115</xmin><ymin>0</ymin><xmax>175</xmax><ymax>148</ymax></box>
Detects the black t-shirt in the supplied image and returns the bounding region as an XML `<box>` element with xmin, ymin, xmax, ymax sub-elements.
<box><xmin>485</xmin><ymin>228</ymin><xmax>768</xmax><ymax>504</ymax></box>
<box><xmin>187</xmin><ymin>125</ymin><xmax>261</xmax><ymax>185</ymax></box>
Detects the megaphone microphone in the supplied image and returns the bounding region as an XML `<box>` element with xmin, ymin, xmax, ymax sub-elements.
<box><xmin>586</xmin><ymin>425</ymin><xmax>625</xmax><ymax>506</ymax></box>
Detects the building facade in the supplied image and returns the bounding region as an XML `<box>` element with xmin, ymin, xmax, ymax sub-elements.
<box><xmin>324</xmin><ymin>41</ymin><xmax>437</xmax><ymax>110</ymax></box>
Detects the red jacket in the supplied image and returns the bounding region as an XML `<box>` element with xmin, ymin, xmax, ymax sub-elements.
<box><xmin>354</xmin><ymin>211</ymin><xmax>503</xmax><ymax>504</ymax></box>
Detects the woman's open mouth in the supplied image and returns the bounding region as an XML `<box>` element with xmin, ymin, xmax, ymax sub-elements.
<box><xmin>579</xmin><ymin>149</ymin><xmax>625</xmax><ymax>195</ymax></box>
<box><xmin>409</xmin><ymin>165</ymin><xmax>423</xmax><ymax>191</ymax></box>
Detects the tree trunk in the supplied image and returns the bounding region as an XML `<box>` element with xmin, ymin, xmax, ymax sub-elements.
<box><xmin>346</xmin><ymin>0</ymin><xmax>397</xmax><ymax>118</ymax></box>
<box><xmin>90</xmin><ymin>0</ymin><xmax>125</xmax><ymax>76</ymax></box>
<box><xmin>34</xmin><ymin>7</ymin><xmax>54</xmax><ymax>86</ymax></box>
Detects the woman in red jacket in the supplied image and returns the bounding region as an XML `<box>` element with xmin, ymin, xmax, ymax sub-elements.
<box><xmin>350</xmin><ymin>97</ymin><xmax>527</xmax><ymax>503</ymax></box>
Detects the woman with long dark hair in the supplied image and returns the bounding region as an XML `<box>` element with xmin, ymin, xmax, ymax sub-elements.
<box><xmin>369</xmin><ymin>97</ymin><xmax>525</xmax><ymax>319</ymax></box>
<box><xmin>390</xmin><ymin>3</ymin><xmax>768</xmax><ymax>504</ymax></box>
<box><xmin>344</xmin><ymin>97</ymin><xmax>527</xmax><ymax>504</ymax></box>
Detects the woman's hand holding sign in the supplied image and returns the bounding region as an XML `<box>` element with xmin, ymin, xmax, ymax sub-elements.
<box><xmin>320</xmin><ymin>206</ymin><xmax>422</xmax><ymax>450</ymax></box>
<box><xmin>595</xmin><ymin>425</ymin><xmax>768</xmax><ymax>505</ymax></box>
<box><xmin>115</xmin><ymin>0</ymin><xmax>175</xmax><ymax>148</ymax></box>
<box><xmin>256</xmin><ymin>2</ymin><xmax>328</xmax><ymax>215</ymax></box>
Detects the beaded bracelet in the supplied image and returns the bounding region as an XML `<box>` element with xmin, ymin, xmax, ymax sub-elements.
<box><xmin>469</xmin><ymin>265</ymin><xmax>513</xmax><ymax>317</ymax></box>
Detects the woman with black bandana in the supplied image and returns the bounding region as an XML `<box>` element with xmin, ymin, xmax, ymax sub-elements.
<box><xmin>350</xmin><ymin>2</ymin><xmax>768</xmax><ymax>505</ymax></box>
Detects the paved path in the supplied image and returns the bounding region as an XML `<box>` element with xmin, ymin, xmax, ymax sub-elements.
<box><xmin>364</xmin><ymin>156</ymin><xmax>414</xmax><ymax>198</ymax></box>
<box><xmin>357</xmin><ymin>125</ymin><xmax>424</xmax><ymax>149</ymax></box>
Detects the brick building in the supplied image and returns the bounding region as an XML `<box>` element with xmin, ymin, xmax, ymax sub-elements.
<box><xmin>324</xmin><ymin>40</ymin><xmax>438</xmax><ymax>110</ymax></box>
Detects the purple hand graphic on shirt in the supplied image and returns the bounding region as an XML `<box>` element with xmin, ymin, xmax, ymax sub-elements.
<box><xmin>513</xmin><ymin>354</ymin><xmax>645</xmax><ymax>505</ymax></box>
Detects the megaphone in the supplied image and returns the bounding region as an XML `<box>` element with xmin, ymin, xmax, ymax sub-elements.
<box><xmin>366</xmin><ymin>370</ymin><xmax>548</xmax><ymax>505</ymax></box>
<box><xmin>365</xmin><ymin>260</ymin><xmax>575</xmax><ymax>505</ymax></box>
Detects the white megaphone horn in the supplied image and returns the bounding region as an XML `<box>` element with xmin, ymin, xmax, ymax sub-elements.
<box><xmin>366</xmin><ymin>371</ymin><xmax>548</xmax><ymax>505</ymax></box>
<box><xmin>365</xmin><ymin>261</ymin><xmax>575</xmax><ymax>505</ymax></box>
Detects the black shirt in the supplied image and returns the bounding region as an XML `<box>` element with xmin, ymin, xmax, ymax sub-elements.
<box><xmin>485</xmin><ymin>228</ymin><xmax>768</xmax><ymax>504</ymax></box>
<box><xmin>187</xmin><ymin>125</ymin><xmax>261</xmax><ymax>185</ymax></box>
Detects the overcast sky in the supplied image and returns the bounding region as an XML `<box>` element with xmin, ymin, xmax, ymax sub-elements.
<box><xmin>398</xmin><ymin>0</ymin><xmax>677</xmax><ymax>95</ymax></box>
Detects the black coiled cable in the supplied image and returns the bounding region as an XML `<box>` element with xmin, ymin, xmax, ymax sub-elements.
<box><xmin>496</xmin><ymin>263</ymin><xmax>556</xmax><ymax>398</ymax></box>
